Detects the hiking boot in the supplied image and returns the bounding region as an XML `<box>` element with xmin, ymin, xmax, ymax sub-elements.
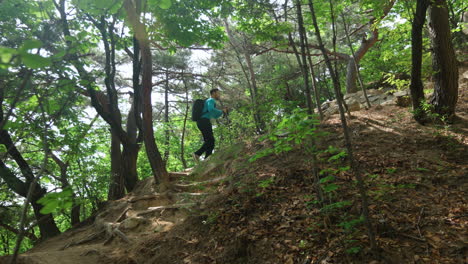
<box><xmin>192</xmin><ymin>153</ymin><xmax>200</xmax><ymax>164</ymax></box>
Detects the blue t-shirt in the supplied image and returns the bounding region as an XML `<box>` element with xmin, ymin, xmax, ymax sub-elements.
<box><xmin>201</xmin><ymin>98</ymin><xmax>223</xmax><ymax>119</ymax></box>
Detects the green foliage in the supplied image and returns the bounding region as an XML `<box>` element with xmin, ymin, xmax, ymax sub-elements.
<box><xmin>338</xmin><ymin>216</ymin><xmax>364</xmax><ymax>232</ymax></box>
<box><xmin>320</xmin><ymin>200</ymin><xmax>352</xmax><ymax>213</ymax></box>
<box><xmin>383</xmin><ymin>73</ymin><xmax>410</xmax><ymax>92</ymax></box>
<box><xmin>37</xmin><ymin>188</ymin><xmax>75</xmax><ymax>215</ymax></box>
<box><xmin>345</xmin><ymin>246</ymin><xmax>361</xmax><ymax>254</ymax></box>
<box><xmin>249</xmin><ymin>109</ymin><xmax>320</xmax><ymax>162</ymax></box>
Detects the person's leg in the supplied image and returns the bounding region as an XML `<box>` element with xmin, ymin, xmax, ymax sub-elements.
<box><xmin>204</xmin><ymin>126</ymin><xmax>215</xmax><ymax>158</ymax></box>
<box><xmin>194</xmin><ymin>118</ymin><xmax>211</xmax><ymax>157</ymax></box>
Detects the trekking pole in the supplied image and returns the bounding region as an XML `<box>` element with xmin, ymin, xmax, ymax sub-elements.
<box><xmin>219</xmin><ymin>100</ymin><xmax>231</xmax><ymax>124</ymax></box>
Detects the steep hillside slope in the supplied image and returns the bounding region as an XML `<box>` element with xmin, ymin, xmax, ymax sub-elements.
<box><xmin>1</xmin><ymin>68</ymin><xmax>467</xmax><ymax>264</ymax></box>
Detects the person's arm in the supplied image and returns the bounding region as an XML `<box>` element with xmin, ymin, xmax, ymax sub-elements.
<box><xmin>206</xmin><ymin>99</ymin><xmax>223</xmax><ymax>118</ymax></box>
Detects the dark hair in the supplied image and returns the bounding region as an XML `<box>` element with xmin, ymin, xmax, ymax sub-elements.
<box><xmin>210</xmin><ymin>88</ymin><xmax>219</xmax><ymax>95</ymax></box>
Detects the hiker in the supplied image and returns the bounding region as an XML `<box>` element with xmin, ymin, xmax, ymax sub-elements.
<box><xmin>193</xmin><ymin>89</ymin><xmax>227</xmax><ymax>163</ymax></box>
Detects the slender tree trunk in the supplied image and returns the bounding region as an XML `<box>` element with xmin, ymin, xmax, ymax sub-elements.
<box><xmin>308</xmin><ymin>0</ymin><xmax>376</xmax><ymax>250</ymax></box>
<box><xmin>108</xmin><ymin>133</ymin><xmax>124</xmax><ymax>199</ymax></box>
<box><xmin>306</xmin><ymin>42</ymin><xmax>324</xmax><ymax>120</ymax></box>
<box><xmin>180</xmin><ymin>77</ymin><xmax>189</xmax><ymax>169</ymax></box>
<box><xmin>244</xmin><ymin>51</ymin><xmax>265</xmax><ymax>133</ymax></box>
<box><xmin>328</xmin><ymin>0</ymin><xmax>351</xmax><ymax>118</ymax></box>
<box><xmin>410</xmin><ymin>0</ymin><xmax>430</xmax><ymax>123</ymax></box>
<box><xmin>428</xmin><ymin>0</ymin><xmax>459</xmax><ymax>120</ymax></box>
<box><xmin>164</xmin><ymin>71</ymin><xmax>170</xmax><ymax>162</ymax></box>
<box><xmin>224</xmin><ymin>20</ymin><xmax>264</xmax><ymax>134</ymax></box>
<box><xmin>295</xmin><ymin>0</ymin><xmax>314</xmax><ymax>115</ymax></box>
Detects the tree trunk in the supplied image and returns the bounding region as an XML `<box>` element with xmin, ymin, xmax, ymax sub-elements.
<box><xmin>295</xmin><ymin>0</ymin><xmax>314</xmax><ymax>115</ymax></box>
<box><xmin>244</xmin><ymin>51</ymin><xmax>265</xmax><ymax>133</ymax></box>
<box><xmin>428</xmin><ymin>0</ymin><xmax>459</xmax><ymax>119</ymax></box>
<box><xmin>108</xmin><ymin>133</ymin><xmax>124</xmax><ymax>200</ymax></box>
<box><xmin>344</xmin><ymin>1</ymin><xmax>396</xmax><ymax>93</ymax></box>
<box><xmin>164</xmin><ymin>71</ymin><xmax>170</xmax><ymax>162</ymax></box>
<box><xmin>121</xmin><ymin>143</ymin><xmax>139</xmax><ymax>192</ymax></box>
<box><xmin>341</xmin><ymin>12</ymin><xmax>371</xmax><ymax>108</ymax></box>
<box><xmin>124</xmin><ymin>0</ymin><xmax>169</xmax><ymax>187</ymax></box>
<box><xmin>308</xmin><ymin>0</ymin><xmax>376</xmax><ymax>250</ymax></box>
<box><xmin>410</xmin><ymin>0</ymin><xmax>430</xmax><ymax>123</ymax></box>
<box><xmin>49</xmin><ymin>153</ymin><xmax>80</xmax><ymax>226</ymax></box>
<box><xmin>180</xmin><ymin>78</ymin><xmax>189</xmax><ymax>169</ymax></box>
<box><xmin>0</xmin><ymin>128</ymin><xmax>60</xmax><ymax>239</ymax></box>
<box><xmin>223</xmin><ymin>20</ymin><xmax>264</xmax><ymax>134</ymax></box>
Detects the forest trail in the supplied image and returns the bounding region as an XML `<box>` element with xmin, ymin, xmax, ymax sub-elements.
<box><xmin>2</xmin><ymin>68</ymin><xmax>467</xmax><ymax>264</ymax></box>
<box><xmin>3</xmin><ymin>167</ymin><xmax>226</xmax><ymax>264</ymax></box>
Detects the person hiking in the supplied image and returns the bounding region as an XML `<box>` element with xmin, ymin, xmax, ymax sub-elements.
<box><xmin>192</xmin><ymin>89</ymin><xmax>227</xmax><ymax>163</ymax></box>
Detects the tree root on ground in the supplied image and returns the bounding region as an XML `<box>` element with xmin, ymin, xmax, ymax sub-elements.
<box><xmin>61</xmin><ymin>205</ymin><xmax>131</xmax><ymax>250</ymax></box>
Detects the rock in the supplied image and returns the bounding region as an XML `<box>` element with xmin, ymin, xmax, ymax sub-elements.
<box><xmin>374</xmin><ymin>105</ymin><xmax>383</xmax><ymax>110</ymax></box>
<box><xmin>393</xmin><ymin>90</ymin><xmax>410</xmax><ymax>97</ymax></box>
<box><xmin>345</xmin><ymin>97</ymin><xmax>361</xmax><ymax>112</ymax></box>
<box><xmin>343</xmin><ymin>93</ymin><xmax>355</xmax><ymax>100</ymax></box>
<box><xmin>121</xmin><ymin>217</ymin><xmax>150</xmax><ymax>230</ymax></box>
<box><xmin>320</xmin><ymin>101</ymin><xmax>331</xmax><ymax>110</ymax></box>
<box><xmin>367</xmin><ymin>89</ymin><xmax>385</xmax><ymax>96</ymax></box>
<box><xmin>324</xmin><ymin>104</ymin><xmax>339</xmax><ymax>115</ymax></box>
<box><xmin>368</xmin><ymin>95</ymin><xmax>381</xmax><ymax>102</ymax></box>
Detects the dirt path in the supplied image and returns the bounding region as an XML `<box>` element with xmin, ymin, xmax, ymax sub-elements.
<box><xmin>2</xmin><ymin>168</ymin><xmax>223</xmax><ymax>264</ymax></box>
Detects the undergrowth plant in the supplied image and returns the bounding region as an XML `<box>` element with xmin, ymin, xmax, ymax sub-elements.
<box><xmin>249</xmin><ymin>109</ymin><xmax>322</xmax><ymax>162</ymax></box>
<box><xmin>248</xmin><ymin>109</ymin><xmax>368</xmax><ymax>255</ymax></box>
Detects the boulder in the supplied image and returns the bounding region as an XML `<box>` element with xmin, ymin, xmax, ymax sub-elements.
<box><xmin>393</xmin><ymin>90</ymin><xmax>410</xmax><ymax>97</ymax></box>
<box><xmin>345</xmin><ymin>96</ymin><xmax>361</xmax><ymax>112</ymax></box>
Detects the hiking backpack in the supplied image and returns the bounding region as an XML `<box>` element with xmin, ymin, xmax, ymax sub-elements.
<box><xmin>191</xmin><ymin>99</ymin><xmax>206</xmax><ymax>121</ymax></box>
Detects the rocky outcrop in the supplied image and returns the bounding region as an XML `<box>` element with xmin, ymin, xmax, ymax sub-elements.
<box><xmin>319</xmin><ymin>89</ymin><xmax>415</xmax><ymax>116</ymax></box>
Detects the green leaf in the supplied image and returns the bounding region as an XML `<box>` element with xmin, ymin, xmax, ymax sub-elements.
<box><xmin>0</xmin><ymin>46</ymin><xmax>17</xmax><ymax>63</ymax></box>
<box><xmin>39</xmin><ymin>200</ymin><xmax>59</xmax><ymax>214</ymax></box>
<box><xmin>319</xmin><ymin>175</ymin><xmax>335</xmax><ymax>184</ymax></box>
<box><xmin>159</xmin><ymin>0</ymin><xmax>172</xmax><ymax>9</ymax></box>
<box><xmin>19</xmin><ymin>40</ymin><xmax>43</xmax><ymax>52</ymax></box>
<box><xmin>53</xmin><ymin>50</ymin><xmax>67</xmax><ymax>59</ymax></box>
<box><xmin>323</xmin><ymin>183</ymin><xmax>339</xmax><ymax>193</ymax></box>
<box><xmin>21</xmin><ymin>53</ymin><xmax>52</xmax><ymax>69</ymax></box>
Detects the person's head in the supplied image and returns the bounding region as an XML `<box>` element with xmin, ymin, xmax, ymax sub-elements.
<box><xmin>210</xmin><ymin>88</ymin><xmax>221</xmax><ymax>100</ymax></box>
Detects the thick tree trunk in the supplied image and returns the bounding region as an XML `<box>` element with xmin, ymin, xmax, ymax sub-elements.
<box><xmin>124</xmin><ymin>0</ymin><xmax>169</xmax><ymax>187</ymax></box>
<box><xmin>344</xmin><ymin>1</ymin><xmax>396</xmax><ymax>94</ymax></box>
<box><xmin>410</xmin><ymin>0</ymin><xmax>430</xmax><ymax>123</ymax></box>
<box><xmin>428</xmin><ymin>0</ymin><xmax>459</xmax><ymax>119</ymax></box>
<box><xmin>108</xmin><ymin>133</ymin><xmax>124</xmax><ymax>200</ymax></box>
<box><xmin>341</xmin><ymin>13</ymin><xmax>371</xmax><ymax>108</ymax></box>
<box><xmin>0</xmin><ymin>163</ymin><xmax>60</xmax><ymax>239</ymax></box>
<box><xmin>345</xmin><ymin>38</ymin><xmax>377</xmax><ymax>93</ymax></box>
<box><xmin>121</xmin><ymin>143</ymin><xmax>139</xmax><ymax>192</ymax></box>
<box><xmin>141</xmin><ymin>44</ymin><xmax>169</xmax><ymax>186</ymax></box>
<box><xmin>30</xmin><ymin>199</ymin><xmax>61</xmax><ymax>238</ymax></box>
